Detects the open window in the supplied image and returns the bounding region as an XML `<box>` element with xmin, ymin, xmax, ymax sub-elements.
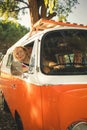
<box><xmin>11</xmin><ymin>42</ymin><xmax>34</xmax><ymax>76</ymax></box>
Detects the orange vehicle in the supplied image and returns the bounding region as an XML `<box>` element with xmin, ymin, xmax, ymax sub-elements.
<box><xmin>0</xmin><ymin>19</ymin><xmax>87</xmax><ymax>130</ymax></box>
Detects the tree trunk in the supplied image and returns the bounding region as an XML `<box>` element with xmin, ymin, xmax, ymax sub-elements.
<box><xmin>28</xmin><ymin>0</ymin><xmax>56</xmax><ymax>27</ymax></box>
<box><xmin>28</xmin><ymin>0</ymin><xmax>39</xmax><ymax>27</ymax></box>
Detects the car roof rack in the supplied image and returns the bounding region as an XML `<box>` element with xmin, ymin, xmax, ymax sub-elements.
<box><xmin>29</xmin><ymin>18</ymin><xmax>87</xmax><ymax>37</ymax></box>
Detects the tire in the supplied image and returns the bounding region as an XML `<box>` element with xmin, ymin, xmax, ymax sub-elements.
<box><xmin>15</xmin><ymin>112</ymin><xmax>24</xmax><ymax>130</ymax></box>
<box><xmin>3</xmin><ymin>98</ymin><xmax>10</xmax><ymax>113</ymax></box>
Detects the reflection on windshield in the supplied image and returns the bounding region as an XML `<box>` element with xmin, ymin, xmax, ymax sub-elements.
<box><xmin>41</xmin><ymin>29</ymin><xmax>87</xmax><ymax>75</ymax></box>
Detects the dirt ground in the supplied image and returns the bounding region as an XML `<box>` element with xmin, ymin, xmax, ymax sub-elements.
<box><xmin>0</xmin><ymin>89</ymin><xmax>18</xmax><ymax>130</ymax></box>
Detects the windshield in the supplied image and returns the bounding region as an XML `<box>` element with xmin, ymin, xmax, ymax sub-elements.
<box><xmin>40</xmin><ymin>29</ymin><xmax>87</xmax><ymax>75</ymax></box>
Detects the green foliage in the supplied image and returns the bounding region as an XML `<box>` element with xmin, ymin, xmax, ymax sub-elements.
<box><xmin>57</xmin><ymin>0</ymin><xmax>79</xmax><ymax>21</ymax></box>
<box><xmin>44</xmin><ymin>0</ymin><xmax>57</xmax><ymax>14</ymax></box>
<box><xmin>0</xmin><ymin>0</ymin><xmax>29</xmax><ymax>20</ymax></box>
<box><xmin>0</xmin><ymin>0</ymin><xmax>79</xmax><ymax>22</ymax></box>
<box><xmin>0</xmin><ymin>20</ymin><xmax>29</xmax><ymax>53</ymax></box>
<box><xmin>0</xmin><ymin>0</ymin><xmax>19</xmax><ymax>20</ymax></box>
<box><xmin>44</xmin><ymin>0</ymin><xmax>79</xmax><ymax>21</ymax></box>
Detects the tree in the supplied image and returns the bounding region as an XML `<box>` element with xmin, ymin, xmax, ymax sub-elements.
<box><xmin>0</xmin><ymin>20</ymin><xmax>29</xmax><ymax>53</ymax></box>
<box><xmin>0</xmin><ymin>0</ymin><xmax>79</xmax><ymax>26</ymax></box>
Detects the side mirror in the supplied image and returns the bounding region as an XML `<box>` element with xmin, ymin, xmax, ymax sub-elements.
<box><xmin>11</xmin><ymin>61</ymin><xmax>23</xmax><ymax>76</ymax></box>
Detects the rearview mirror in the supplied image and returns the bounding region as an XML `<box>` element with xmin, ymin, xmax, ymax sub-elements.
<box><xmin>11</xmin><ymin>61</ymin><xmax>23</xmax><ymax>76</ymax></box>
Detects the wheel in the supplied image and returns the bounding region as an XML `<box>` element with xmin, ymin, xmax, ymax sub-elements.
<box><xmin>3</xmin><ymin>98</ymin><xmax>10</xmax><ymax>112</ymax></box>
<box><xmin>15</xmin><ymin>111</ymin><xmax>24</xmax><ymax>130</ymax></box>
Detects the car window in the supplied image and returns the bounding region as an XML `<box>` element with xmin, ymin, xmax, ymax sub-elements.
<box><xmin>41</xmin><ymin>29</ymin><xmax>87</xmax><ymax>75</ymax></box>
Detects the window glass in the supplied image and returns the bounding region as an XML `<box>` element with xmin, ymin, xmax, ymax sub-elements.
<box><xmin>6</xmin><ymin>54</ymin><xmax>13</xmax><ymax>67</ymax></box>
<box><xmin>41</xmin><ymin>29</ymin><xmax>87</xmax><ymax>75</ymax></box>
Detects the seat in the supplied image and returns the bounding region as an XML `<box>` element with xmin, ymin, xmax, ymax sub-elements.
<box><xmin>74</xmin><ymin>51</ymin><xmax>82</xmax><ymax>64</ymax></box>
<box><xmin>58</xmin><ymin>55</ymin><xmax>66</xmax><ymax>64</ymax></box>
